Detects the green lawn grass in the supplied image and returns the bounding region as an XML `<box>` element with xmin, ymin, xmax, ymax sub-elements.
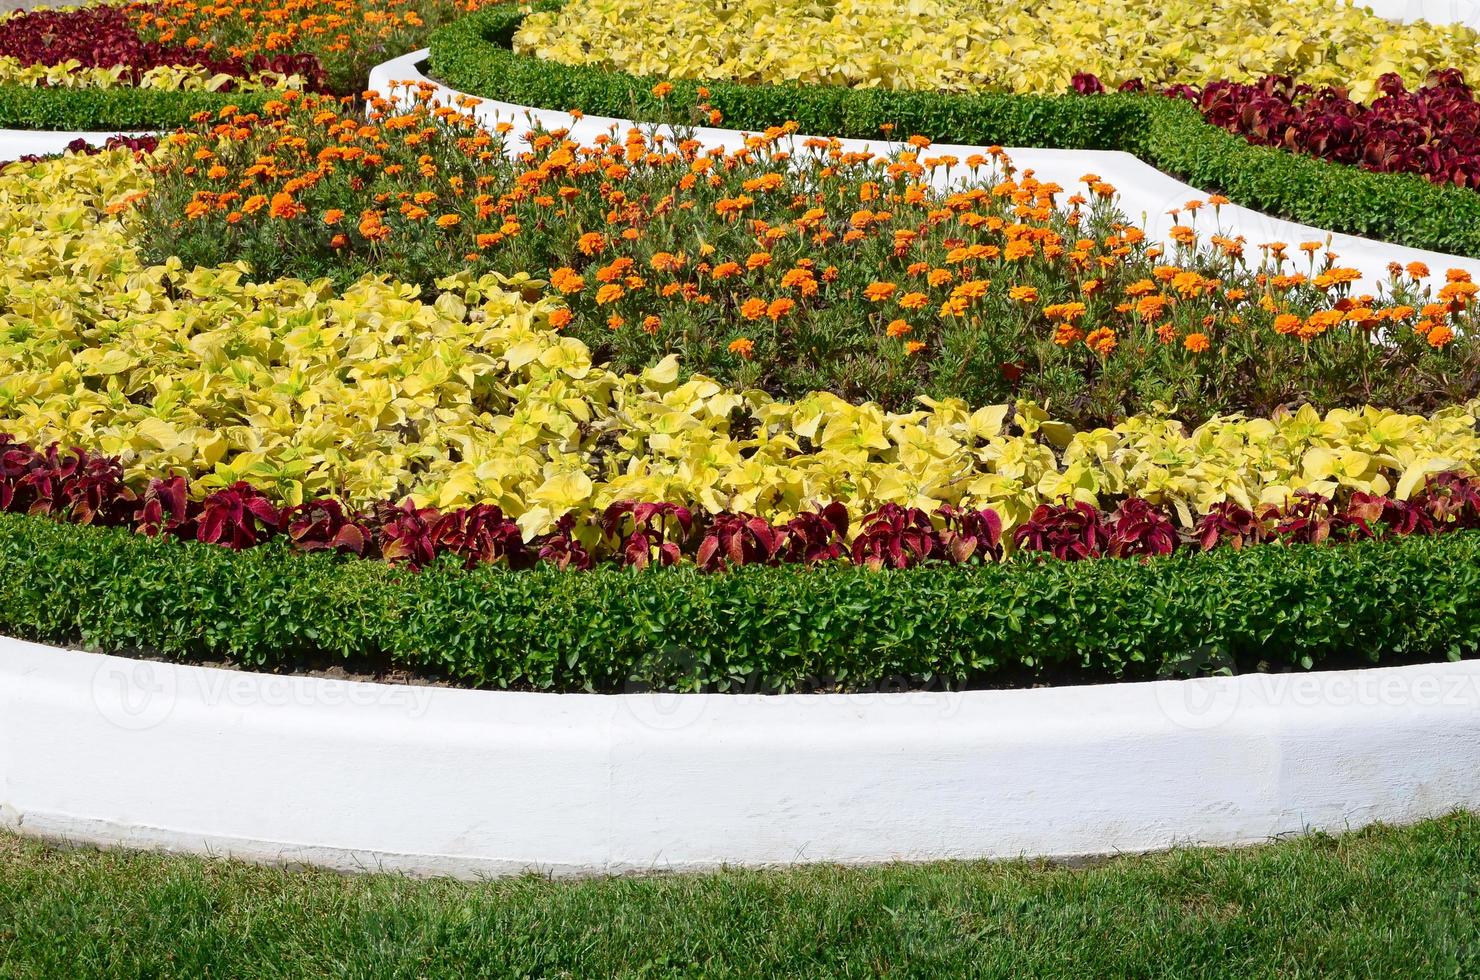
<box><xmin>2</xmin><ymin>815</ymin><xmax>1478</xmax><ymax>978</ymax></box>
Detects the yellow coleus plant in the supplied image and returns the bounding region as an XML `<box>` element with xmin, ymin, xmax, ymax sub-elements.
<box><xmin>515</xmin><ymin>0</ymin><xmax>1480</xmax><ymax>102</ymax></box>
<box><xmin>3</xmin><ymin>149</ymin><xmax>1479</xmax><ymax>540</ymax></box>
<box><xmin>0</xmin><ymin>56</ymin><xmax>306</xmax><ymax>92</ymax></box>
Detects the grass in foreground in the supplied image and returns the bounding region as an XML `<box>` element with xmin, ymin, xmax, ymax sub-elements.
<box><xmin>1</xmin><ymin>815</ymin><xmax>1479</xmax><ymax>978</ymax></box>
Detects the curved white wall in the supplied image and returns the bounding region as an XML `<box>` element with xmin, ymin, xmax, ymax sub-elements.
<box><xmin>371</xmin><ymin>50</ymin><xmax>1480</xmax><ymax>292</ymax></box>
<box><xmin>0</xmin><ymin>128</ymin><xmax>150</xmax><ymax>158</ymax></box>
<box><xmin>4</xmin><ymin>636</ymin><xmax>1480</xmax><ymax>876</ymax></box>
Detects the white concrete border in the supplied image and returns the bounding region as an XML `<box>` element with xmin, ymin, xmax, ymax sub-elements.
<box><xmin>0</xmin><ymin>128</ymin><xmax>151</xmax><ymax>158</ymax></box>
<box><xmin>4</xmin><ymin>635</ymin><xmax>1480</xmax><ymax>877</ymax></box>
<box><xmin>371</xmin><ymin>49</ymin><xmax>1480</xmax><ymax>292</ymax></box>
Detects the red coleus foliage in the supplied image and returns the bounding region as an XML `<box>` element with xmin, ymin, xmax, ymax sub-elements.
<box><xmin>0</xmin><ymin>7</ymin><xmax>329</xmax><ymax>92</ymax></box>
<box><xmin>1075</xmin><ymin>67</ymin><xmax>1480</xmax><ymax>188</ymax></box>
<box><xmin>1013</xmin><ymin>500</ymin><xmax>1111</xmax><ymax>561</ymax></box>
<box><xmin>3</xmin><ymin>435</ymin><xmax>1480</xmax><ymax>571</ymax></box>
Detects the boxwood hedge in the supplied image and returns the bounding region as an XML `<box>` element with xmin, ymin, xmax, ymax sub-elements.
<box><xmin>428</xmin><ymin>4</ymin><xmax>1480</xmax><ymax>258</ymax></box>
<box><xmin>0</xmin><ymin>512</ymin><xmax>1474</xmax><ymax>693</ymax></box>
<box><xmin>0</xmin><ymin>85</ymin><xmax>277</xmax><ymax>134</ymax></box>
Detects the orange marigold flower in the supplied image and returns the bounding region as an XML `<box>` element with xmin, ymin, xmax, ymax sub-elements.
<box><xmin>1084</xmin><ymin>326</ymin><xmax>1117</xmax><ymax>356</ymax></box>
<box><xmin>898</xmin><ymin>291</ymin><xmax>929</xmax><ymax>310</ymax></box>
<box><xmin>740</xmin><ymin>298</ymin><xmax>767</xmax><ymax>320</ymax></box>
<box><xmin>766</xmin><ymin>298</ymin><xmax>795</xmax><ymax>320</ymax></box>
<box><xmin>1053</xmin><ymin>323</ymin><xmax>1082</xmax><ymax>346</ymax></box>
<box><xmin>651</xmin><ymin>82</ymin><xmax>673</xmax><ymax>98</ymax></box>
<box><xmin>746</xmin><ymin>252</ymin><xmax>773</xmax><ymax>270</ymax></box>
<box><xmin>577</xmin><ymin>231</ymin><xmax>606</xmax><ymax>255</ymax></box>
<box><xmin>1183</xmin><ymin>332</ymin><xmax>1211</xmax><ymax>353</ymax></box>
<box><xmin>863</xmin><ymin>282</ymin><xmax>898</xmax><ymax>302</ymax></box>
<box><xmin>1428</xmin><ymin>324</ymin><xmax>1456</xmax><ymax>348</ymax></box>
<box><xmin>1273</xmin><ymin>313</ymin><xmax>1301</xmax><ymax>335</ymax></box>
<box><xmin>322</xmin><ymin>209</ymin><xmax>345</xmax><ymax>226</ymax></box>
<box><xmin>642</xmin><ymin>315</ymin><xmax>661</xmax><ymax>334</ymax></box>
<box><xmin>268</xmin><ymin>192</ymin><xmax>303</xmax><ymax>220</ymax></box>
<box><xmin>595</xmin><ymin>283</ymin><xmax>625</xmax><ymax>305</ymax></box>
<box><xmin>550</xmin><ymin>267</ymin><xmax>585</xmax><ymax>294</ymax></box>
<box><xmin>436</xmin><ymin>214</ymin><xmax>461</xmax><ymax>229</ymax></box>
<box><xmin>729</xmin><ymin>337</ymin><xmax>756</xmax><ymax>359</ymax></box>
<box><xmin>1008</xmin><ymin>285</ymin><xmax>1038</xmax><ymax>303</ymax></box>
<box><xmin>607</xmin><ymin>314</ymin><xmax>625</xmax><ymax>330</ymax></box>
<box><xmin>886</xmin><ymin>319</ymin><xmax>912</xmax><ymax>338</ymax></box>
<box><xmin>711</xmin><ymin>261</ymin><xmax>742</xmax><ymax>280</ymax></box>
<box><xmin>242</xmin><ymin>194</ymin><xmax>268</xmax><ymax>215</ymax></box>
<box><xmin>548</xmin><ymin>308</ymin><xmax>573</xmax><ymax>329</ymax></box>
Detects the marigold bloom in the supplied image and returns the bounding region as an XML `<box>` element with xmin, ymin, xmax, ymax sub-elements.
<box><xmin>550</xmin><ymin>267</ymin><xmax>585</xmax><ymax>294</ymax></box>
<box><xmin>728</xmin><ymin>337</ymin><xmax>755</xmax><ymax>359</ymax></box>
<box><xmin>595</xmin><ymin>283</ymin><xmax>625</xmax><ymax>305</ymax></box>
<box><xmin>268</xmin><ymin>192</ymin><xmax>303</xmax><ymax>220</ymax></box>
<box><xmin>766</xmin><ymin>298</ymin><xmax>795</xmax><ymax>320</ymax></box>
<box><xmin>642</xmin><ymin>315</ymin><xmax>661</xmax><ymax>334</ymax></box>
<box><xmin>435</xmin><ymin>214</ymin><xmax>461</xmax><ymax>229</ymax></box>
<box><xmin>1084</xmin><ymin>327</ymin><xmax>1117</xmax><ymax>356</ymax></box>
<box><xmin>740</xmin><ymin>298</ymin><xmax>767</xmax><ymax>320</ymax></box>
<box><xmin>863</xmin><ymin>282</ymin><xmax>898</xmax><ymax>302</ymax></box>
<box><xmin>1428</xmin><ymin>324</ymin><xmax>1456</xmax><ymax>348</ymax></box>
<box><xmin>905</xmin><ymin>340</ymin><xmax>926</xmax><ymax>355</ymax></box>
<box><xmin>1183</xmin><ymin>332</ymin><xmax>1211</xmax><ymax>353</ymax></box>
<box><xmin>898</xmin><ymin>291</ymin><xmax>929</xmax><ymax>310</ymax></box>
<box><xmin>548</xmin><ymin>308</ymin><xmax>573</xmax><ymax>329</ymax></box>
<box><xmin>886</xmin><ymin>319</ymin><xmax>912</xmax><ymax>338</ymax></box>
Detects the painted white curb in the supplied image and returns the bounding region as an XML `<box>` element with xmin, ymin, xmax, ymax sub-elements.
<box><xmin>4</xmin><ymin>635</ymin><xmax>1480</xmax><ymax>877</ymax></box>
<box><xmin>371</xmin><ymin>49</ymin><xmax>1480</xmax><ymax>292</ymax></box>
<box><xmin>0</xmin><ymin>128</ymin><xmax>151</xmax><ymax>158</ymax></box>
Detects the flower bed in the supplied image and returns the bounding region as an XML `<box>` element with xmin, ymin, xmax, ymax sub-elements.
<box><xmin>511</xmin><ymin>0</ymin><xmax>1480</xmax><ymax>100</ymax></box>
<box><xmin>0</xmin><ymin>0</ymin><xmax>496</xmax><ymax>130</ymax></box>
<box><xmin>10</xmin><ymin>147</ymin><xmax>1480</xmax><ymax>534</ymax></box>
<box><xmin>139</xmin><ymin>94</ymin><xmax>1480</xmax><ymax>421</ymax></box>
<box><xmin>428</xmin><ymin>6</ymin><xmax>1480</xmax><ymax>257</ymax></box>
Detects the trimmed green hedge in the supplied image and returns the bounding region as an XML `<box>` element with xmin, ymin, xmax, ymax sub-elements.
<box><xmin>0</xmin><ymin>85</ymin><xmax>278</xmax><ymax>133</ymax></box>
<box><xmin>1</xmin><ymin>512</ymin><xmax>1475</xmax><ymax>693</ymax></box>
<box><xmin>429</xmin><ymin>5</ymin><xmax>1480</xmax><ymax>258</ymax></box>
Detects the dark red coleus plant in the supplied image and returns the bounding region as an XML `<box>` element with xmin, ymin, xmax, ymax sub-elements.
<box><xmin>1076</xmin><ymin>66</ymin><xmax>1480</xmax><ymax>189</ymax></box>
<box><xmin>285</xmin><ymin>498</ymin><xmax>368</xmax><ymax>555</ymax></box>
<box><xmin>1013</xmin><ymin>500</ymin><xmax>1111</xmax><ymax>561</ymax></box>
<box><xmin>937</xmin><ymin>504</ymin><xmax>1004</xmax><ymax>564</ymax></box>
<box><xmin>1106</xmin><ymin>498</ymin><xmax>1179</xmax><ymax>557</ymax></box>
<box><xmin>695</xmin><ymin>512</ymin><xmax>785</xmax><ymax>571</ymax></box>
<box><xmin>851</xmin><ymin>503</ymin><xmax>939</xmax><ymax>569</ymax></box>
<box><xmin>431</xmin><ymin>503</ymin><xmax>533</xmax><ymax>570</ymax></box>
<box><xmin>601</xmin><ymin>501</ymin><xmax>694</xmax><ymax>568</ymax></box>
<box><xmin>194</xmin><ymin>481</ymin><xmax>282</xmax><ymax>550</ymax></box>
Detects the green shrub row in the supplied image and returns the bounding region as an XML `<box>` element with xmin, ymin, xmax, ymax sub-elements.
<box><xmin>0</xmin><ymin>85</ymin><xmax>278</xmax><ymax>134</ymax></box>
<box><xmin>1</xmin><ymin>512</ymin><xmax>1475</xmax><ymax>693</ymax></box>
<box><xmin>428</xmin><ymin>5</ymin><xmax>1480</xmax><ymax>258</ymax></box>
